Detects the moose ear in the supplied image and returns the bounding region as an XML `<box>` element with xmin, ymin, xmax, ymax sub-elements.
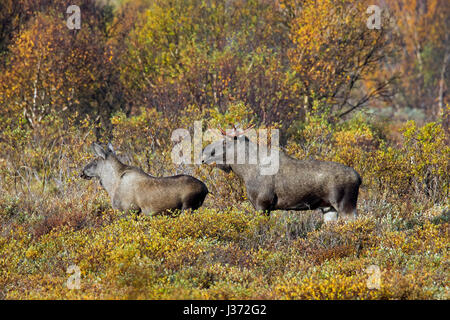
<box><xmin>91</xmin><ymin>143</ymin><xmax>107</xmax><ymax>159</ymax></box>
<box><xmin>107</xmin><ymin>142</ymin><xmax>115</xmax><ymax>154</ymax></box>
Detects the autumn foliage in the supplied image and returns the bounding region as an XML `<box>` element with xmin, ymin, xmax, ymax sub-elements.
<box><xmin>0</xmin><ymin>0</ymin><xmax>448</xmax><ymax>300</ymax></box>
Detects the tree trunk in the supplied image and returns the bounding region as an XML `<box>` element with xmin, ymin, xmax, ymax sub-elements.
<box><xmin>437</xmin><ymin>51</ymin><xmax>449</xmax><ymax>116</ymax></box>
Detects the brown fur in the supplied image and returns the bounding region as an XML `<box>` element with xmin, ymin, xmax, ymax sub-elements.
<box><xmin>81</xmin><ymin>143</ymin><xmax>208</xmax><ymax>216</ymax></box>
<box><xmin>202</xmin><ymin>136</ymin><xmax>361</xmax><ymax>221</ymax></box>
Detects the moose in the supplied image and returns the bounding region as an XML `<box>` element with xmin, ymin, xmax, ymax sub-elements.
<box><xmin>81</xmin><ymin>143</ymin><xmax>208</xmax><ymax>215</ymax></box>
<box><xmin>202</xmin><ymin>128</ymin><xmax>361</xmax><ymax>221</ymax></box>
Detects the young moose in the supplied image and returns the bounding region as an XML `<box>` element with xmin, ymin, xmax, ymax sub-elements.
<box><xmin>81</xmin><ymin>143</ymin><xmax>208</xmax><ymax>215</ymax></box>
<box><xmin>202</xmin><ymin>129</ymin><xmax>361</xmax><ymax>221</ymax></box>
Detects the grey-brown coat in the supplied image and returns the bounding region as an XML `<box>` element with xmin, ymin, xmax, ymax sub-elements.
<box><xmin>202</xmin><ymin>134</ymin><xmax>361</xmax><ymax>221</ymax></box>
<box><xmin>81</xmin><ymin>143</ymin><xmax>208</xmax><ymax>215</ymax></box>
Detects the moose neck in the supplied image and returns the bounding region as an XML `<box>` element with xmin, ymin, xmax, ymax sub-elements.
<box><xmin>229</xmin><ymin>163</ymin><xmax>259</xmax><ymax>182</ymax></box>
<box><xmin>98</xmin><ymin>157</ymin><xmax>127</xmax><ymax>197</ymax></box>
<box><xmin>227</xmin><ymin>138</ymin><xmax>260</xmax><ymax>181</ymax></box>
<box><xmin>228</xmin><ymin>137</ymin><xmax>281</xmax><ymax>180</ymax></box>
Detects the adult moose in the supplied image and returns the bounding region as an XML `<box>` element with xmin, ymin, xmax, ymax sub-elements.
<box><xmin>81</xmin><ymin>143</ymin><xmax>208</xmax><ymax>215</ymax></box>
<box><xmin>202</xmin><ymin>127</ymin><xmax>361</xmax><ymax>221</ymax></box>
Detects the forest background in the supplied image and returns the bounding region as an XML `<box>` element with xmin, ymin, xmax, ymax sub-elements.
<box><xmin>0</xmin><ymin>0</ymin><xmax>448</xmax><ymax>299</ymax></box>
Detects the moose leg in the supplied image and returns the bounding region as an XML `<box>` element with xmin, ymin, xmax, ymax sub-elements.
<box><xmin>327</xmin><ymin>187</ymin><xmax>357</xmax><ymax>221</ymax></box>
<box><xmin>141</xmin><ymin>207</ymin><xmax>160</xmax><ymax>216</ymax></box>
<box><xmin>181</xmin><ymin>193</ymin><xmax>206</xmax><ymax>212</ymax></box>
<box><xmin>338</xmin><ymin>205</ymin><xmax>357</xmax><ymax>220</ymax></box>
<box><xmin>321</xmin><ymin>207</ymin><xmax>338</xmax><ymax>222</ymax></box>
<box><xmin>111</xmin><ymin>196</ymin><xmax>123</xmax><ymax>211</ymax></box>
<box><xmin>254</xmin><ymin>194</ymin><xmax>275</xmax><ymax>216</ymax></box>
<box><xmin>329</xmin><ymin>200</ymin><xmax>357</xmax><ymax>221</ymax></box>
<box><xmin>255</xmin><ymin>206</ymin><xmax>271</xmax><ymax>216</ymax></box>
<box><xmin>337</xmin><ymin>187</ymin><xmax>359</xmax><ymax>220</ymax></box>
